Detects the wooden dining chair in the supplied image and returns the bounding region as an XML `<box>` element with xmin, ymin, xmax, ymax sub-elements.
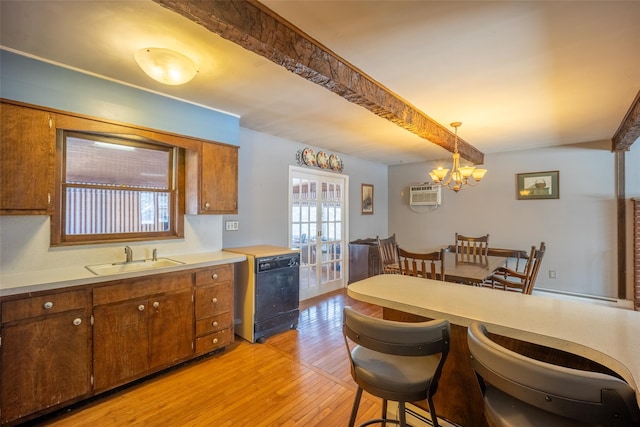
<box><xmin>454</xmin><ymin>233</ymin><xmax>490</xmax><ymax>260</ymax></box>
<box><xmin>397</xmin><ymin>247</ymin><xmax>445</xmax><ymax>280</ymax></box>
<box><xmin>376</xmin><ymin>234</ymin><xmax>401</xmax><ymax>274</ymax></box>
<box><xmin>486</xmin><ymin>247</ymin><xmax>529</xmax><ymax>273</ymax></box>
<box><xmin>486</xmin><ymin>242</ymin><xmax>546</xmax><ymax>294</ymax></box>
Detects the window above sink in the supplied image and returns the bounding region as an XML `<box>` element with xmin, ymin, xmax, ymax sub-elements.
<box><xmin>52</xmin><ymin>130</ymin><xmax>185</xmax><ymax>246</ymax></box>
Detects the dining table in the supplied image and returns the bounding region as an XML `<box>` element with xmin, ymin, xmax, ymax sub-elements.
<box><xmin>442</xmin><ymin>251</ymin><xmax>506</xmax><ymax>285</ymax></box>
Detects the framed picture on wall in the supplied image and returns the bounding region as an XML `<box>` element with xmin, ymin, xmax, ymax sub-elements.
<box><xmin>517</xmin><ymin>171</ymin><xmax>559</xmax><ymax>200</ymax></box>
<box><xmin>361</xmin><ymin>183</ymin><xmax>374</xmax><ymax>214</ymax></box>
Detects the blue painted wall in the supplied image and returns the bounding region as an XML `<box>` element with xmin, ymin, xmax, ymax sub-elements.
<box><xmin>0</xmin><ymin>50</ymin><xmax>239</xmax><ymax>144</ymax></box>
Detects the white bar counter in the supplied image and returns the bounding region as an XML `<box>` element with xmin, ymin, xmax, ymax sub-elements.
<box><xmin>348</xmin><ymin>274</ymin><xmax>640</xmax><ymax>407</ymax></box>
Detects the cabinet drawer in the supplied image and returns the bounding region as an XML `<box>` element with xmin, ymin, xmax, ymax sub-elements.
<box><xmin>93</xmin><ymin>272</ymin><xmax>192</xmax><ymax>305</ymax></box>
<box><xmin>195</xmin><ymin>283</ymin><xmax>233</xmax><ymax>319</ymax></box>
<box><xmin>2</xmin><ymin>290</ymin><xmax>89</xmax><ymax>323</ymax></box>
<box><xmin>195</xmin><ymin>312</ymin><xmax>233</xmax><ymax>337</ymax></box>
<box><xmin>195</xmin><ymin>264</ymin><xmax>233</xmax><ymax>286</ymax></box>
<box><xmin>195</xmin><ymin>328</ymin><xmax>233</xmax><ymax>354</ymax></box>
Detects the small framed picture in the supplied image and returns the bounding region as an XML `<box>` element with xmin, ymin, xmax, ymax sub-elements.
<box><xmin>361</xmin><ymin>183</ymin><xmax>374</xmax><ymax>214</ymax></box>
<box><xmin>517</xmin><ymin>171</ymin><xmax>559</xmax><ymax>200</ymax></box>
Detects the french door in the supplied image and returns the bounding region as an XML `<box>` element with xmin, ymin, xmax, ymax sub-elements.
<box><xmin>289</xmin><ymin>167</ymin><xmax>348</xmax><ymax>300</ymax></box>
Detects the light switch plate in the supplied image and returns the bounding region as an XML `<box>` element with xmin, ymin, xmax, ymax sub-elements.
<box><xmin>225</xmin><ymin>220</ymin><xmax>239</xmax><ymax>231</ymax></box>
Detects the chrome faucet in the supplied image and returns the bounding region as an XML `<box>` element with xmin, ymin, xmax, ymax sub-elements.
<box><xmin>124</xmin><ymin>246</ymin><xmax>133</xmax><ymax>263</ymax></box>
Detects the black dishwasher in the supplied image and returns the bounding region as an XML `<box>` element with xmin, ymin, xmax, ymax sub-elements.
<box><xmin>254</xmin><ymin>253</ymin><xmax>300</xmax><ymax>343</ymax></box>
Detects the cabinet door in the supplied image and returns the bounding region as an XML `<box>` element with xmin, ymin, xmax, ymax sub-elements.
<box><xmin>1</xmin><ymin>310</ymin><xmax>91</xmax><ymax>424</ymax></box>
<box><xmin>148</xmin><ymin>290</ymin><xmax>194</xmax><ymax>370</ymax></box>
<box><xmin>0</xmin><ymin>102</ymin><xmax>55</xmax><ymax>214</ymax></box>
<box><xmin>93</xmin><ymin>299</ymin><xmax>149</xmax><ymax>391</ymax></box>
<box><xmin>200</xmin><ymin>143</ymin><xmax>238</xmax><ymax>214</ymax></box>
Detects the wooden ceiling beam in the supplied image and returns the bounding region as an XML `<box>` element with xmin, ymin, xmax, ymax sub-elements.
<box><xmin>612</xmin><ymin>90</ymin><xmax>640</xmax><ymax>151</ymax></box>
<box><xmin>152</xmin><ymin>0</ymin><xmax>484</xmax><ymax>164</ymax></box>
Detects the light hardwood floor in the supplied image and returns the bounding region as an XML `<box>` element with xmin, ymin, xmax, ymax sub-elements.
<box><xmin>32</xmin><ymin>289</ymin><xmax>384</xmax><ymax>426</ymax></box>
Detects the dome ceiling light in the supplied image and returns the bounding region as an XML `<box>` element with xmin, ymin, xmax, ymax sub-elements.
<box><xmin>134</xmin><ymin>47</ymin><xmax>198</xmax><ymax>86</ymax></box>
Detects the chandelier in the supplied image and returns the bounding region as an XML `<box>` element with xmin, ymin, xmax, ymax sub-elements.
<box><xmin>429</xmin><ymin>122</ymin><xmax>487</xmax><ymax>192</ymax></box>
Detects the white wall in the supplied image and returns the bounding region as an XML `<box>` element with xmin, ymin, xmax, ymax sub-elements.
<box><xmin>0</xmin><ymin>215</ymin><xmax>223</xmax><ymax>277</ymax></box>
<box><xmin>389</xmin><ymin>140</ymin><xmax>639</xmax><ymax>300</ymax></box>
<box><xmin>221</xmin><ymin>127</ymin><xmax>389</xmax><ymax>249</ymax></box>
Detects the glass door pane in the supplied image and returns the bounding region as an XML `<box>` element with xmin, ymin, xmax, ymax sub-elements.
<box><xmin>290</xmin><ymin>169</ymin><xmax>346</xmax><ymax>300</ymax></box>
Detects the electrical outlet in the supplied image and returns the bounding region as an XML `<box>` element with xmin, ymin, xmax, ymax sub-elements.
<box><xmin>225</xmin><ymin>220</ymin><xmax>239</xmax><ymax>231</ymax></box>
<box><xmin>549</xmin><ymin>270</ymin><xmax>556</xmax><ymax>279</ymax></box>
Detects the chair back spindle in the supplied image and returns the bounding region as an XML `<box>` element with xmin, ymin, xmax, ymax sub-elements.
<box><xmin>397</xmin><ymin>247</ymin><xmax>445</xmax><ymax>280</ymax></box>
<box><xmin>454</xmin><ymin>233</ymin><xmax>490</xmax><ymax>261</ymax></box>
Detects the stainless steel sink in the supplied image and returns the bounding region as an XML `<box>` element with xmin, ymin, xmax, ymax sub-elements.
<box><xmin>85</xmin><ymin>258</ymin><xmax>185</xmax><ymax>276</ymax></box>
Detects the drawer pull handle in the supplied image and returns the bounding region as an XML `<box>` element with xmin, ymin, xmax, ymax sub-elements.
<box><xmin>153</xmin><ymin>301</ymin><xmax>160</xmax><ymax>308</ymax></box>
<box><xmin>212</xmin><ymin>273</ymin><xmax>218</xmax><ymax>280</ymax></box>
<box><xmin>212</xmin><ymin>338</ymin><xmax>219</xmax><ymax>344</ymax></box>
<box><xmin>73</xmin><ymin>318</ymin><xmax>82</xmax><ymax>326</ymax></box>
<box><xmin>212</xmin><ymin>321</ymin><xmax>219</xmax><ymax>327</ymax></box>
<box><xmin>43</xmin><ymin>301</ymin><xmax>54</xmax><ymax>309</ymax></box>
<box><xmin>204</xmin><ymin>202</ymin><xmax>211</xmax><ymax>209</ymax></box>
<box><xmin>211</xmin><ymin>297</ymin><xmax>218</xmax><ymax>304</ymax></box>
<box><xmin>138</xmin><ymin>305</ymin><xmax>145</xmax><ymax>311</ymax></box>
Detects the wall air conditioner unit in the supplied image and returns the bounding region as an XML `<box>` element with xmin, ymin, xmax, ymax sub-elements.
<box><xmin>409</xmin><ymin>184</ymin><xmax>441</xmax><ymax>206</ymax></box>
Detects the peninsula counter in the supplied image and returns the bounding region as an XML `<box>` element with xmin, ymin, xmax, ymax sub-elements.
<box><xmin>348</xmin><ymin>274</ymin><xmax>640</xmax><ymax>426</ymax></box>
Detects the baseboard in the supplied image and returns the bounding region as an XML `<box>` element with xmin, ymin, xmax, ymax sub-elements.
<box><xmin>386</xmin><ymin>402</ymin><xmax>459</xmax><ymax>427</ymax></box>
<box><xmin>533</xmin><ymin>288</ymin><xmax>634</xmax><ymax>310</ymax></box>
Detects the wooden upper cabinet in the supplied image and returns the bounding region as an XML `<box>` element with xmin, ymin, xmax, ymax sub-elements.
<box><xmin>0</xmin><ymin>101</ymin><xmax>55</xmax><ymax>214</ymax></box>
<box><xmin>187</xmin><ymin>142</ymin><xmax>238</xmax><ymax>214</ymax></box>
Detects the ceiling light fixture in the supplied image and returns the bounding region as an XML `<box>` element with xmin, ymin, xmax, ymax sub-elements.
<box><xmin>429</xmin><ymin>122</ymin><xmax>487</xmax><ymax>192</ymax></box>
<box><xmin>134</xmin><ymin>48</ymin><xmax>198</xmax><ymax>86</ymax></box>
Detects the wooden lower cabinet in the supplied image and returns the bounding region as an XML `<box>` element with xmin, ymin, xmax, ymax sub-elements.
<box><xmin>194</xmin><ymin>265</ymin><xmax>235</xmax><ymax>355</ymax></box>
<box><xmin>0</xmin><ymin>290</ymin><xmax>92</xmax><ymax>425</ymax></box>
<box><xmin>92</xmin><ymin>274</ymin><xmax>194</xmax><ymax>392</ymax></box>
<box><xmin>0</xmin><ymin>263</ymin><xmax>235</xmax><ymax>425</ymax></box>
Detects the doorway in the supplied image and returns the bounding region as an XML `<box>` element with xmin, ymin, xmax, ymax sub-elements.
<box><xmin>289</xmin><ymin>167</ymin><xmax>348</xmax><ymax>300</ymax></box>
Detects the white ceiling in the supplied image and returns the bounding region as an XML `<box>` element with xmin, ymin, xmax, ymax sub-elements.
<box><xmin>1</xmin><ymin>0</ymin><xmax>639</xmax><ymax>165</ymax></box>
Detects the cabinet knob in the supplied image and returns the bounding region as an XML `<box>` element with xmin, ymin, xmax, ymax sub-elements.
<box><xmin>212</xmin><ymin>273</ymin><xmax>218</xmax><ymax>280</ymax></box>
<box><xmin>138</xmin><ymin>305</ymin><xmax>145</xmax><ymax>311</ymax></box>
<box><xmin>153</xmin><ymin>301</ymin><xmax>160</xmax><ymax>308</ymax></box>
<box><xmin>43</xmin><ymin>301</ymin><xmax>54</xmax><ymax>309</ymax></box>
<box><xmin>211</xmin><ymin>297</ymin><xmax>218</xmax><ymax>304</ymax></box>
<box><xmin>212</xmin><ymin>338</ymin><xmax>219</xmax><ymax>344</ymax></box>
<box><xmin>212</xmin><ymin>321</ymin><xmax>218</xmax><ymax>327</ymax></box>
<box><xmin>73</xmin><ymin>318</ymin><xmax>82</xmax><ymax>326</ymax></box>
<box><xmin>204</xmin><ymin>202</ymin><xmax>211</xmax><ymax>209</ymax></box>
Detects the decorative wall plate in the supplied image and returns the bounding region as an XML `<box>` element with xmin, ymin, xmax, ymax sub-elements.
<box><xmin>317</xmin><ymin>151</ymin><xmax>329</xmax><ymax>169</ymax></box>
<box><xmin>296</xmin><ymin>148</ymin><xmax>343</xmax><ymax>172</ymax></box>
<box><xmin>329</xmin><ymin>154</ymin><xmax>343</xmax><ymax>172</ymax></box>
<box><xmin>302</xmin><ymin>148</ymin><xmax>316</xmax><ymax>166</ymax></box>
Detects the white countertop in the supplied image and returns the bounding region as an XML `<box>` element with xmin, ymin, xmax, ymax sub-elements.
<box><xmin>348</xmin><ymin>274</ymin><xmax>640</xmax><ymax>405</ymax></box>
<box><xmin>224</xmin><ymin>244</ymin><xmax>300</xmax><ymax>258</ymax></box>
<box><xmin>0</xmin><ymin>251</ymin><xmax>246</xmax><ymax>297</ymax></box>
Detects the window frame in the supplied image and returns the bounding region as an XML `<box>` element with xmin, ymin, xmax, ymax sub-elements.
<box><xmin>52</xmin><ymin>130</ymin><xmax>185</xmax><ymax>246</ymax></box>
